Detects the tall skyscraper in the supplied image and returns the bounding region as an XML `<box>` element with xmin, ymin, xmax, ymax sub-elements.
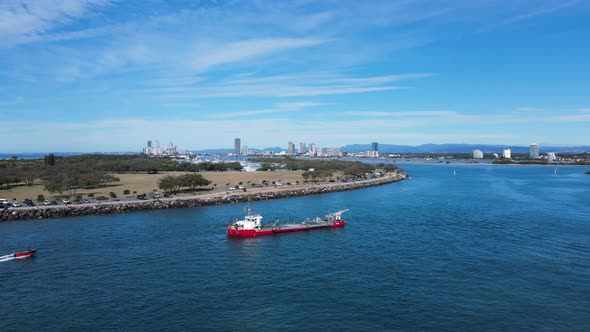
<box><xmin>502</xmin><ymin>149</ymin><xmax>511</xmax><ymax>159</ymax></box>
<box><xmin>242</xmin><ymin>146</ymin><xmax>248</xmax><ymax>156</ymax></box>
<box><xmin>530</xmin><ymin>143</ymin><xmax>539</xmax><ymax>159</ymax></box>
<box><xmin>288</xmin><ymin>142</ymin><xmax>295</xmax><ymax>155</ymax></box>
<box><xmin>147</xmin><ymin>140</ymin><xmax>152</xmax><ymax>148</ymax></box>
<box><xmin>308</xmin><ymin>143</ymin><xmax>316</xmax><ymax>156</ymax></box>
<box><xmin>371</xmin><ymin>142</ymin><xmax>378</xmax><ymax>152</ymax></box>
<box><xmin>234</xmin><ymin>138</ymin><xmax>241</xmax><ymax>155</ymax></box>
<box><xmin>299</xmin><ymin>142</ymin><xmax>306</xmax><ymax>154</ymax></box>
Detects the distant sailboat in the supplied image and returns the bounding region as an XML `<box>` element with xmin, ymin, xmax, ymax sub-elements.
<box><xmin>453</xmin><ymin>170</ymin><xmax>456</xmax><ymax>176</ymax></box>
<box><xmin>554</xmin><ymin>167</ymin><xmax>557</xmax><ymax>175</ymax></box>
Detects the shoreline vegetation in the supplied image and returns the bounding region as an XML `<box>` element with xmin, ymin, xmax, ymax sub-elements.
<box><xmin>0</xmin><ymin>154</ymin><xmax>407</xmax><ymax>221</ymax></box>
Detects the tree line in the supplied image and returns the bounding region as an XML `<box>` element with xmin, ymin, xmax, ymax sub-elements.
<box><xmin>0</xmin><ymin>154</ymin><xmax>242</xmax><ymax>191</ymax></box>
<box><xmin>0</xmin><ymin>163</ymin><xmax>120</xmax><ymax>196</ymax></box>
<box><xmin>39</xmin><ymin>154</ymin><xmax>243</xmax><ymax>174</ymax></box>
<box><xmin>252</xmin><ymin>157</ymin><xmax>400</xmax><ymax>183</ymax></box>
<box><xmin>158</xmin><ymin>174</ymin><xmax>211</xmax><ymax>193</ymax></box>
<box><xmin>253</xmin><ymin>157</ymin><xmax>398</xmax><ymax>177</ymax></box>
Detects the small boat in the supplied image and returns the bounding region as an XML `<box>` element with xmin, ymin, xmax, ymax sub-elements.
<box><xmin>227</xmin><ymin>209</ymin><xmax>348</xmax><ymax>237</ymax></box>
<box><xmin>14</xmin><ymin>249</ymin><xmax>37</xmax><ymax>259</ymax></box>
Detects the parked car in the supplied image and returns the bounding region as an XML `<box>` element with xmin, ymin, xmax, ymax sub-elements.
<box><xmin>82</xmin><ymin>199</ymin><xmax>91</xmax><ymax>204</ymax></box>
<box><xmin>96</xmin><ymin>196</ymin><xmax>109</xmax><ymax>200</ymax></box>
<box><xmin>23</xmin><ymin>199</ymin><xmax>35</xmax><ymax>207</ymax></box>
<box><xmin>63</xmin><ymin>199</ymin><xmax>71</xmax><ymax>205</ymax></box>
<box><xmin>43</xmin><ymin>200</ymin><xmax>51</xmax><ymax>206</ymax></box>
<box><xmin>255</xmin><ymin>184</ymin><xmax>263</xmax><ymax>188</ymax></box>
<box><xmin>12</xmin><ymin>201</ymin><xmax>22</xmax><ymax>207</ymax></box>
<box><xmin>136</xmin><ymin>194</ymin><xmax>147</xmax><ymax>200</ymax></box>
<box><xmin>0</xmin><ymin>198</ymin><xmax>10</xmax><ymax>208</ymax></box>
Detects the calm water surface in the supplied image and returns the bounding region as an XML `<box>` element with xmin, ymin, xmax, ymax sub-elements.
<box><xmin>1</xmin><ymin>164</ymin><xmax>590</xmax><ymax>331</ymax></box>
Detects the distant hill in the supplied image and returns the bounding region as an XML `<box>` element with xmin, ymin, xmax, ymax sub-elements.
<box><xmin>339</xmin><ymin>144</ymin><xmax>590</xmax><ymax>154</ymax></box>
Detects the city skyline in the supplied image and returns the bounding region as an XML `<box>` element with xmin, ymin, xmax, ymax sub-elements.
<box><xmin>1</xmin><ymin>1</ymin><xmax>589</xmax><ymax>152</ymax></box>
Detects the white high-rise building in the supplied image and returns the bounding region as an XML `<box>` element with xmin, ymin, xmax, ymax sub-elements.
<box><xmin>308</xmin><ymin>143</ymin><xmax>316</xmax><ymax>156</ymax></box>
<box><xmin>530</xmin><ymin>143</ymin><xmax>539</xmax><ymax>159</ymax></box>
<box><xmin>366</xmin><ymin>150</ymin><xmax>379</xmax><ymax>157</ymax></box>
<box><xmin>317</xmin><ymin>145</ymin><xmax>323</xmax><ymax>157</ymax></box>
<box><xmin>326</xmin><ymin>148</ymin><xmax>342</xmax><ymax>157</ymax></box>
<box><xmin>234</xmin><ymin>138</ymin><xmax>241</xmax><ymax>155</ymax></box>
<box><xmin>288</xmin><ymin>142</ymin><xmax>295</xmax><ymax>155</ymax></box>
<box><xmin>547</xmin><ymin>152</ymin><xmax>557</xmax><ymax>162</ymax></box>
<box><xmin>242</xmin><ymin>146</ymin><xmax>249</xmax><ymax>156</ymax></box>
<box><xmin>502</xmin><ymin>149</ymin><xmax>511</xmax><ymax>159</ymax></box>
<box><xmin>142</xmin><ymin>140</ymin><xmax>181</xmax><ymax>156</ymax></box>
<box><xmin>473</xmin><ymin>149</ymin><xmax>483</xmax><ymax>159</ymax></box>
<box><xmin>298</xmin><ymin>142</ymin><xmax>306</xmax><ymax>154</ymax></box>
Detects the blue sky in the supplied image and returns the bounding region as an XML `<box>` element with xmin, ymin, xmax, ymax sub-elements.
<box><xmin>1</xmin><ymin>0</ymin><xmax>589</xmax><ymax>152</ymax></box>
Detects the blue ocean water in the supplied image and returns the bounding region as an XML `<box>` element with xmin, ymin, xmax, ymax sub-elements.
<box><xmin>1</xmin><ymin>164</ymin><xmax>589</xmax><ymax>331</ymax></box>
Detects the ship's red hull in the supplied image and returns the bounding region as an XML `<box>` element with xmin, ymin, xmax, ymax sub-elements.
<box><xmin>227</xmin><ymin>221</ymin><xmax>345</xmax><ymax>237</ymax></box>
<box><xmin>14</xmin><ymin>249</ymin><xmax>36</xmax><ymax>259</ymax></box>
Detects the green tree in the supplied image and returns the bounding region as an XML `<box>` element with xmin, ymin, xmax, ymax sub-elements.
<box><xmin>158</xmin><ymin>175</ymin><xmax>179</xmax><ymax>193</ymax></box>
<box><xmin>44</xmin><ymin>153</ymin><xmax>56</xmax><ymax>166</ymax></box>
<box><xmin>181</xmin><ymin>173</ymin><xmax>211</xmax><ymax>191</ymax></box>
<box><xmin>43</xmin><ymin>167</ymin><xmax>81</xmax><ymax>196</ymax></box>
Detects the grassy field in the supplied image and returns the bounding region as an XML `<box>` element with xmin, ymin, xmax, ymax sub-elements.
<box><xmin>0</xmin><ymin>171</ymin><xmax>310</xmax><ymax>202</ymax></box>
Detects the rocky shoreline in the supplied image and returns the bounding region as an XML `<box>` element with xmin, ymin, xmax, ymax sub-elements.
<box><xmin>1</xmin><ymin>173</ymin><xmax>407</xmax><ymax>222</ymax></box>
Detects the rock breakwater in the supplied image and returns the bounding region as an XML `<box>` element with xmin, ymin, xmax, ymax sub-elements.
<box><xmin>1</xmin><ymin>173</ymin><xmax>407</xmax><ymax>222</ymax></box>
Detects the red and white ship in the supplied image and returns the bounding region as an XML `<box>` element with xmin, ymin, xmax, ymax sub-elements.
<box><xmin>227</xmin><ymin>208</ymin><xmax>348</xmax><ymax>237</ymax></box>
<box><xmin>14</xmin><ymin>249</ymin><xmax>37</xmax><ymax>259</ymax></box>
<box><xmin>0</xmin><ymin>249</ymin><xmax>37</xmax><ymax>261</ymax></box>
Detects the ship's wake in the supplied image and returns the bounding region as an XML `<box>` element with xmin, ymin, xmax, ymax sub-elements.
<box><xmin>0</xmin><ymin>254</ymin><xmax>16</xmax><ymax>262</ymax></box>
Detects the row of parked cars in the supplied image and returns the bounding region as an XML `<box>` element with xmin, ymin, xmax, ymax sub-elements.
<box><xmin>0</xmin><ymin>197</ymin><xmax>110</xmax><ymax>208</ymax></box>
<box><xmin>1</xmin><ymin>198</ymin><xmax>34</xmax><ymax>208</ymax></box>
<box><xmin>1</xmin><ymin>193</ymin><xmax>174</xmax><ymax>208</ymax></box>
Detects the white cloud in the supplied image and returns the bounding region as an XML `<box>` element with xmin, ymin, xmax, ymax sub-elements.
<box><xmin>477</xmin><ymin>0</ymin><xmax>580</xmax><ymax>32</ymax></box>
<box><xmin>344</xmin><ymin>108</ymin><xmax>590</xmax><ymax>128</ymax></box>
<box><xmin>345</xmin><ymin>110</ymin><xmax>456</xmax><ymax>117</ymax></box>
<box><xmin>516</xmin><ymin>106</ymin><xmax>543</xmax><ymax>112</ymax></box>
<box><xmin>211</xmin><ymin>101</ymin><xmax>324</xmax><ymax>118</ymax></box>
<box><xmin>3</xmin><ymin>107</ymin><xmax>590</xmax><ymax>151</ymax></box>
<box><xmin>0</xmin><ymin>0</ymin><xmax>112</xmax><ymax>46</ymax></box>
<box><xmin>189</xmin><ymin>38</ymin><xmax>326</xmax><ymax>72</ymax></box>
<box><xmin>497</xmin><ymin>1</ymin><xmax>579</xmax><ymax>26</ymax></box>
<box><xmin>131</xmin><ymin>72</ymin><xmax>426</xmax><ymax>99</ymax></box>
